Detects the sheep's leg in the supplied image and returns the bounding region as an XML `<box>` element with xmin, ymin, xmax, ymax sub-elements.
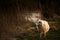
<box><xmin>36</xmin><ymin>26</ymin><xmax>39</xmax><ymax>32</ymax></box>
<box><xmin>43</xmin><ymin>32</ymin><xmax>46</xmax><ymax>38</ymax></box>
<box><xmin>40</xmin><ymin>32</ymin><xmax>47</xmax><ymax>38</ymax></box>
<box><xmin>40</xmin><ymin>32</ymin><xmax>43</xmax><ymax>38</ymax></box>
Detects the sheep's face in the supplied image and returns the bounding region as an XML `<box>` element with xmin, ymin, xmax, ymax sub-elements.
<box><xmin>38</xmin><ymin>21</ymin><xmax>42</xmax><ymax>25</ymax></box>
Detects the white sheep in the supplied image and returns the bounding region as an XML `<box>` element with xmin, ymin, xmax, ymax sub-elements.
<box><xmin>35</xmin><ymin>19</ymin><xmax>50</xmax><ymax>38</ymax></box>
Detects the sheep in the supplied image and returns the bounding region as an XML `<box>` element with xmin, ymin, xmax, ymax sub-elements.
<box><xmin>35</xmin><ymin>19</ymin><xmax>50</xmax><ymax>38</ymax></box>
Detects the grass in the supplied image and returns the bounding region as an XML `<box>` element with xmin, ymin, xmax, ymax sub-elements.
<box><xmin>16</xmin><ymin>18</ymin><xmax>60</xmax><ymax>40</ymax></box>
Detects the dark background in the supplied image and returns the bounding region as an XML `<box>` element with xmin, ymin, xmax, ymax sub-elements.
<box><xmin>0</xmin><ymin>0</ymin><xmax>60</xmax><ymax>16</ymax></box>
<box><xmin>0</xmin><ymin>0</ymin><xmax>60</xmax><ymax>40</ymax></box>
